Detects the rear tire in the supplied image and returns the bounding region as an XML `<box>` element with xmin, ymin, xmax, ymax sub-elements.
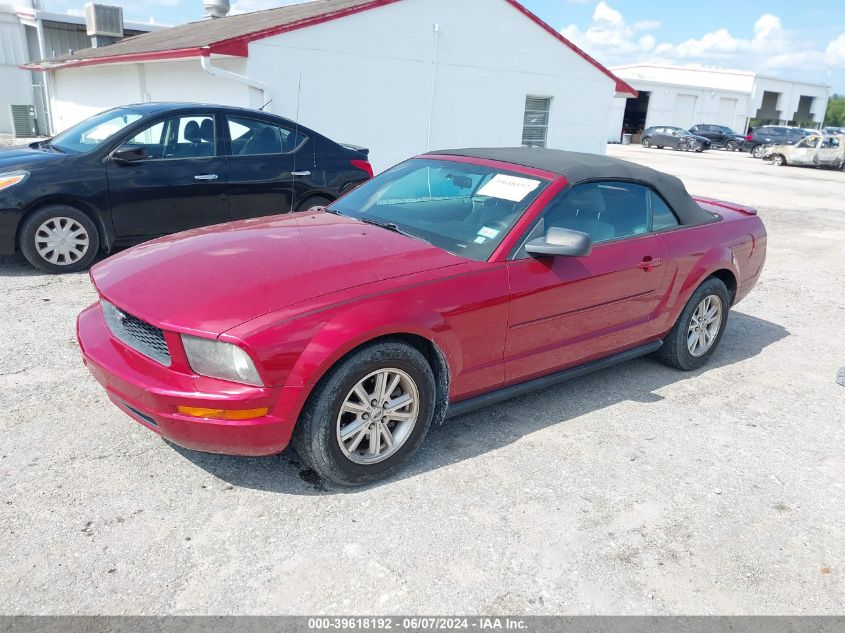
<box><xmin>19</xmin><ymin>204</ymin><xmax>99</xmax><ymax>274</ymax></box>
<box><xmin>751</xmin><ymin>145</ymin><xmax>765</xmax><ymax>159</ymax></box>
<box><xmin>292</xmin><ymin>341</ymin><xmax>436</xmax><ymax>487</ymax></box>
<box><xmin>658</xmin><ymin>278</ymin><xmax>730</xmax><ymax>371</ymax></box>
<box><xmin>725</xmin><ymin>140</ymin><xmax>739</xmax><ymax>151</ymax></box>
<box><xmin>296</xmin><ymin>195</ymin><xmax>334</xmax><ymax>212</ymax></box>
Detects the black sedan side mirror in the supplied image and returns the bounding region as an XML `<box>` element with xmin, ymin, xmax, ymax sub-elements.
<box><xmin>112</xmin><ymin>146</ymin><xmax>148</xmax><ymax>163</ymax></box>
<box><xmin>525</xmin><ymin>227</ymin><xmax>592</xmax><ymax>258</ymax></box>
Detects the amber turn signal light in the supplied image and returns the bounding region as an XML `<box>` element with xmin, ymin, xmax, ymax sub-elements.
<box><xmin>177</xmin><ymin>406</ymin><xmax>269</xmax><ymax>420</ymax></box>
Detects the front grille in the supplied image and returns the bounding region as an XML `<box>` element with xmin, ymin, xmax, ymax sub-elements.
<box><xmin>102</xmin><ymin>300</ymin><xmax>171</xmax><ymax>366</ymax></box>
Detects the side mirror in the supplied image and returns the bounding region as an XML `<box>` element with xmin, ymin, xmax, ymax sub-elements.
<box><xmin>525</xmin><ymin>227</ymin><xmax>592</xmax><ymax>258</ymax></box>
<box><xmin>112</xmin><ymin>146</ymin><xmax>148</xmax><ymax>163</ymax></box>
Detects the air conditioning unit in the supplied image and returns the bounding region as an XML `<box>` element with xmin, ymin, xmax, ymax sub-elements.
<box><xmin>9</xmin><ymin>105</ymin><xmax>38</xmax><ymax>138</ymax></box>
<box><xmin>85</xmin><ymin>3</ymin><xmax>124</xmax><ymax>39</ymax></box>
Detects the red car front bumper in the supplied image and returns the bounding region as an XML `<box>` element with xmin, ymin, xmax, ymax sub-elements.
<box><xmin>76</xmin><ymin>303</ymin><xmax>305</xmax><ymax>457</ymax></box>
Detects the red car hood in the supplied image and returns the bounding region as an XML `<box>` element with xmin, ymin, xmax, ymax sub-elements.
<box><xmin>91</xmin><ymin>212</ymin><xmax>466</xmax><ymax>336</ymax></box>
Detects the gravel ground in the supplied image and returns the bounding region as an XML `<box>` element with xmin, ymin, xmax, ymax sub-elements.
<box><xmin>0</xmin><ymin>145</ymin><xmax>843</xmax><ymax>615</ymax></box>
<box><xmin>0</xmin><ymin>133</ymin><xmax>45</xmax><ymax>148</ymax></box>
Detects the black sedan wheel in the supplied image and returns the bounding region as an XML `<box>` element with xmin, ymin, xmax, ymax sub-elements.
<box><xmin>725</xmin><ymin>140</ymin><xmax>739</xmax><ymax>151</ymax></box>
<box><xmin>751</xmin><ymin>145</ymin><xmax>766</xmax><ymax>159</ymax></box>
<box><xmin>19</xmin><ymin>205</ymin><xmax>99</xmax><ymax>274</ymax></box>
<box><xmin>292</xmin><ymin>341</ymin><xmax>436</xmax><ymax>487</ymax></box>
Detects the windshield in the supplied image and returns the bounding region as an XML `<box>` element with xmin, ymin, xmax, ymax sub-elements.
<box><xmin>328</xmin><ymin>158</ymin><xmax>550</xmax><ymax>261</ymax></box>
<box><xmin>50</xmin><ymin>108</ymin><xmax>144</xmax><ymax>154</ymax></box>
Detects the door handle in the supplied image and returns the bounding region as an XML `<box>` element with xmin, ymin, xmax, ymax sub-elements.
<box><xmin>194</xmin><ymin>174</ymin><xmax>219</xmax><ymax>181</ymax></box>
<box><xmin>292</xmin><ymin>171</ymin><xmax>312</xmax><ymax>177</ymax></box>
<box><xmin>637</xmin><ymin>257</ymin><xmax>664</xmax><ymax>271</ymax></box>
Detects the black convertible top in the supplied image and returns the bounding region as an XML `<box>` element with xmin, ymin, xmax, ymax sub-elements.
<box><xmin>429</xmin><ymin>147</ymin><xmax>719</xmax><ymax>227</ymax></box>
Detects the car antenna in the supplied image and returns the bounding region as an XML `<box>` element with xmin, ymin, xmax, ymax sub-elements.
<box><xmin>259</xmin><ymin>99</ymin><xmax>273</xmax><ymax>111</ymax></box>
<box><xmin>291</xmin><ymin>72</ymin><xmax>302</xmax><ymax>211</ymax></box>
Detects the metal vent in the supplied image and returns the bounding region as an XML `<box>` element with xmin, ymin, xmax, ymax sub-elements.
<box><xmin>102</xmin><ymin>300</ymin><xmax>171</xmax><ymax>366</ymax></box>
<box><xmin>85</xmin><ymin>4</ymin><xmax>124</xmax><ymax>38</ymax></box>
<box><xmin>9</xmin><ymin>105</ymin><xmax>37</xmax><ymax>138</ymax></box>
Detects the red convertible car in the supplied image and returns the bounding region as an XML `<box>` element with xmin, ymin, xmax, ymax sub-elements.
<box><xmin>77</xmin><ymin>148</ymin><xmax>767</xmax><ymax>486</ymax></box>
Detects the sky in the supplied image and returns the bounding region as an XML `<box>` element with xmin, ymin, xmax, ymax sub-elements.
<box><xmin>40</xmin><ymin>0</ymin><xmax>845</xmax><ymax>93</ymax></box>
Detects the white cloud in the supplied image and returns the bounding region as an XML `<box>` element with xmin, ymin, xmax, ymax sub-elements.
<box><xmin>561</xmin><ymin>2</ymin><xmax>844</xmax><ymax>88</ymax></box>
<box><xmin>827</xmin><ymin>33</ymin><xmax>845</xmax><ymax>67</ymax></box>
<box><xmin>592</xmin><ymin>1</ymin><xmax>622</xmax><ymax>26</ymax></box>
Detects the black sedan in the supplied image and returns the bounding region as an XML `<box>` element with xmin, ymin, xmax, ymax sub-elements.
<box><xmin>741</xmin><ymin>126</ymin><xmax>811</xmax><ymax>158</ymax></box>
<box><xmin>641</xmin><ymin>127</ymin><xmax>710</xmax><ymax>152</ymax></box>
<box><xmin>689</xmin><ymin>124</ymin><xmax>745</xmax><ymax>151</ymax></box>
<box><xmin>0</xmin><ymin>103</ymin><xmax>373</xmax><ymax>272</ymax></box>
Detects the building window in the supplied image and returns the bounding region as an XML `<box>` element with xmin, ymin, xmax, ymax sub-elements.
<box><xmin>522</xmin><ymin>96</ymin><xmax>551</xmax><ymax>148</ymax></box>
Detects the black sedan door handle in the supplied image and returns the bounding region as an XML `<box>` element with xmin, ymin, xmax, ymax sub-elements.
<box><xmin>194</xmin><ymin>174</ymin><xmax>219</xmax><ymax>181</ymax></box>
<box><xmin>292</xmin><ymin>171</ymin><xmax>312</xmax><ymax>177</ymax></box>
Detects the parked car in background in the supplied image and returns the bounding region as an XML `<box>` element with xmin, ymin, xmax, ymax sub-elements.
<box><xmin>641</xmin><ymin>127</ymin><xmax>711</xmax><ymax>152</ymax></box>
<box><xmin>823</xmin><ymin>126</ymin><xmax>844</xmax><ymax>135</ymax></box>
<box><xmin>0</xmin><ymin>103</ymin><xmax>373</xmax><ymax>273</ymax></box>
<box><xmin>77</xmin><ymin>147</ymin><xmax>767</xmax><ymax>486</ymax></box>
<box><xmin>741</xmin><ymin>126</ymin><xmax>811</xmax><ymax>158</ymax></box>
<box><xmin>689</xmin><ymin>124</ymin><xmax>745</xmax><ymax>151</ymax></box>
<box><xmin>763</xmin><ymin>134</ymin><xmax>845</xmax><ymax>170</ymax></box>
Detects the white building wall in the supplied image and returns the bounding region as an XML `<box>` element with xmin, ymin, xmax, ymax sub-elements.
<box><xmin>608</xmin><ymin>65</ymin><xmax>831</xmax><ymax>139</ymax></box>
<box><xmin>49</xmin><ymin>58</ymin><xmax>251</xmax><ymax>133</ymax></box>
<box><xmin>247</xmin><ymin>0</ymin><xmax>617</xmax><ymax>172</ymax></box>
<box><xmin>0</xmin><ymin>10</ymin><xmax>34</xmax><ymax>133</ymax></box>
<box><xmin>751</xmin><ymin>76</ymin><xmax>829</xmax><ymax>124</ymax></box>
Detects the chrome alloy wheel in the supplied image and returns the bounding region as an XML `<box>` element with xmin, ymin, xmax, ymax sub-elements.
<box><xmin>34</xmin><ymin>217</ymin><xmax>90</xmax><ymax>266</ymax></box>
<box><xmin>336</xmin><ymin>368</ymin><xmax>420</xmax><ymax>465</ymax></box>
<box><xmin>688</xmin><ymin>295</ymin><xmax>723</xmax><ymax>357</ymax></box>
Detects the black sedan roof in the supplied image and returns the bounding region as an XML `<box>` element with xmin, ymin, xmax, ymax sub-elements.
<box><xmin>429</xmin><ymin>147</ymin><xmax>718</xmax><ymax>227</ymax></box>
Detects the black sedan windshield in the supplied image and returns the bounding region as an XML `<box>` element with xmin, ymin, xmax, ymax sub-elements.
<box><xmin>328</xmin><ymin>159</ymin><xmax>550</xmax><ymax>261</ymax></box>
<box><xmin>50</xmin><ymin>108</ymin><xmax>143</xmax><ymax>154</ymax></box>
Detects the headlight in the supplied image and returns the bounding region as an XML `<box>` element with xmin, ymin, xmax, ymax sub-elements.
<box><xmin>0</xmin><ymin>171</ymin><xmax>28</xmax><ymax>192</ymax></box>
<box><xmin>181</xmin><ymin>335</ymin><xmax>263</xmax><ymax>386</ymax></box>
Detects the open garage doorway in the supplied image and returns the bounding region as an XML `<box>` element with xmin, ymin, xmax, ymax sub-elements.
<box><xmin>622</xmin><ymin>91</ymin><xmax>650</xmax><ymax>136</ymax></box>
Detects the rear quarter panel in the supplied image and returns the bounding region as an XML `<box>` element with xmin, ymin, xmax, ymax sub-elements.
<box><xmin>652</xmin><ymin>204</ymin><xmax>766</xmax><ymax>336</ymax></box>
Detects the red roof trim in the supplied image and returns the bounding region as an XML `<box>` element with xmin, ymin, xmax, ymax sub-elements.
<box><xmin>22</xmin><ymin>47</ymin><xmax>206</xmax><ymax>71</ymax></box>
<box><xmin>503</xmin><ymin>0</ymin><xmax>638</xmax><ymax>97</ymax></box>
<box><xmin>24</xmin><ymin>0</ymin><xmax>636</xmax><ymax>98</ymax></box>
<box><xmin>23</xmin><ymin>0</ymin><xmax>402</xmax><ymax>70</ymax></box>
<box><xmin>209</xmin><ymin>0</ymin><xmax>402</xmax><ymax>57</ymax></box>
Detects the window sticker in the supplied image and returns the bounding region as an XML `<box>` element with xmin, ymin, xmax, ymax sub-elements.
<box><xmin>477</xmin><ymin>226</ymin><xmax>500</xmax><ymax>240</ymax></box>
<box><xmin>474</xmin><ymin>236</ymin><xmax>487</xmax><ymax>245</ymax></box>
<box><xmin>477</xmin><ymin>174</ymin><xmax>541</xmax><ymax>202</ymax></box>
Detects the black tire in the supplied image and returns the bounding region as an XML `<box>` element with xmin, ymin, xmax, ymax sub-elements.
<box><xmin>656</xmin><ymin>146</ymin><xmax>664</xmax><ymax>149</ymax></box>
<box><xmin>641</xmin><ymin>137</ymin><xmax>653</xmax><ymax>148</ymax></box>
<box><xmin>292</xmin><ymin>341</ymin><xmax>437</xmax><ymax>487</ymax></box>
<box><xmin>296</xmin><ymin>195</ymin><xmax>334</xmax><ymax>212</ymax></box>
<box><xmin>772</xmin><ymin>154</ymin><xmax>786</xmax><ymax>166</ymax></box>
<box><xmin>19</xmin><ymin>204</ymin><xmax>100</xmax><ymax>274</ymax></box>
<box><xmin>751</xmin><ymin>145</ymin><xmax>765</xmax><ymax>159</ymax></box>
<box><xmin>658</xmin><ymin>277</ymin><xmax>730</xmax><ymax>371</ymax></box>
<box><xmin>725</xmin><ymin>140</ymin><xmax>739</xmax><ymax>151</ymax></box>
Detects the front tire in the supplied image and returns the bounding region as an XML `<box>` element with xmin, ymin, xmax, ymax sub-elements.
<box><xmin>641</xmin><ymin>137</ymin><xmax>653</xmax><ymax>148</ymax></box>
<box><xmin>19</xmin><ymin>205</ymin><xmax>99</xmax><ymax>274</ymax></box>
<box><xmin>296</xmin><ymin>195</ymin><xmax>334</xmax><ymax>212</ymax></box>
<box><xmin>292</xmin><ymin>341</ymin><xmax>437</xmax><ymax>487</ymax></box>
<box><xmin>772</xmin><ymin>154</ymin><xmax>786</xmax><ymax>166</ymax></box>
<box><xmin>658</xmin><ymin>278</ymin><xmax>730</xmax><ymax>371</ymax></box>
